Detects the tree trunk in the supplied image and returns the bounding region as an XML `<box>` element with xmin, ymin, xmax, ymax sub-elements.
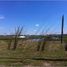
<box><xmin>7</xmin><ymin>39</ymin><xmax>12</xmax><ymax>50</ymax></box>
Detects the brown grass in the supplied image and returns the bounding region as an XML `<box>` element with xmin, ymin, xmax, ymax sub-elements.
<box><xmin>0</xmin><ymin>39</ymin><xmax>66</xmax><ymax>67</ymax></box>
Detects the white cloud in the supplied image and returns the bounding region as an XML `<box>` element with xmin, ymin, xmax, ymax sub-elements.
<box><xmin>0</xmin><ymin>16</ymin><xmax>5</xmax><ymax>19</ymax></box>
<box><xmin>35</xmin><ymin>24</ymin><xmax>39</xmax><ymax>27</ymax></box>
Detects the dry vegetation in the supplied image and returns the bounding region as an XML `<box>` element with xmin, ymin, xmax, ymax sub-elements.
<box><xmin>0</xmin><ymin>39</ymin><xmax>66</xmax><ymax>67</ymax></box>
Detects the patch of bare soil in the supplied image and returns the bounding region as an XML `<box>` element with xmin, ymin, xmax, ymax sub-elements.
<box><xmin>43</xmin><ymin>62</ymin><xmax>52</xmax><ymax>67</ymax></box>
<box><xmin>0</xmin><ymin>65</ymin><xmax>5</xmax><ymax>67</ymax></box>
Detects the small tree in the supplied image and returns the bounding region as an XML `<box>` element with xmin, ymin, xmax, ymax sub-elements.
<box><xmin>37</xmin><ymin>29</ymin><xmax>46</xmax><ymax>51</ymax></box>
<box><xmin>12</xmin><ymin>26</ymin><xmax>23</xmax><ymax>50</ymax></box>
<box><xmin>7</xmin><ymin>38</ymin><xmax>12</xmax><ymax>50</ymax></box>
<box><xmin>7</xmin><ymin>33</ymin><xmax>14</xmax><ymax>50</ymax></box>
<box><xmin>37</xmin><ymin>38</ymin><xmax>42</xmax><ymax>51</ymax></box>
<box><xmin>41</xmin><ymin>38</ymin><xmax>46</xmax><ymax>51</ymax></box>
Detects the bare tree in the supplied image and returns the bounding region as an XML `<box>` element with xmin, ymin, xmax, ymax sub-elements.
<box><xmin>7</xmin><ymin>32</ymin><xmax>15</xmax><ymax>50</ymax></box>
<box><xmin>7</xmin><ymin>37</ymin><xmax>12</xmax><ymax>50</ymax></box>
<box><xmin>37</xmin><ymin>27</ymin><xmax>45</xmax><ymax>51</ymax></box>
<box><xmin>37</xmin><ymin>37</ymin><xmax>42</xmax><ymax>51</ymax></box>
<box><xmin>37</xmin><ymin>26</ymin><xmax>50</xmax><ymax>51</ymax></box>
<box><xmin>12</xmin><ymin>26</ymin><xmax>23</xmax><ymax>50</ymax></box>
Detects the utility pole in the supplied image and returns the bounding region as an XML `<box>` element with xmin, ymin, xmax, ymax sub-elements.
<box><xmin>61</xmin><ymin>15</ymin><xmax>64</xmax><ymax>44</ymax></box>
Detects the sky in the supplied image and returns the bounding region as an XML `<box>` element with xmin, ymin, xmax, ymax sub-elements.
<box><xmin>0</xmin><ymin>1</ymin><xmax>67</xmax><ymax>35</ymax></box>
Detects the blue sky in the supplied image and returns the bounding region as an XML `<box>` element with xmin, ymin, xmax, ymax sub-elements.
<box><xmin>0</xmin><ymin>1</ymin><xmax>67</xmax><ymax>35</ymax></box>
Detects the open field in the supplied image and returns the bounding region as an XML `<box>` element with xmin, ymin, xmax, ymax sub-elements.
<box><xmin>0</xmin><ymin>39</ymin><xmax>66</xmax><ymax>67</ymax></box>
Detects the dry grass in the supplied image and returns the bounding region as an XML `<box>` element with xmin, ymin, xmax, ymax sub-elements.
<box><xmin>0</xmin><ymin>39</ymin><xmax>66</xmax><ymax>67</ymax></box>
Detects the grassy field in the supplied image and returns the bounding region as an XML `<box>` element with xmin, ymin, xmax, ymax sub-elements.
<box><xmin>0</xmin><ymin>39</ymin><xmax>67</xmax><ymax>67</ymax></box>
